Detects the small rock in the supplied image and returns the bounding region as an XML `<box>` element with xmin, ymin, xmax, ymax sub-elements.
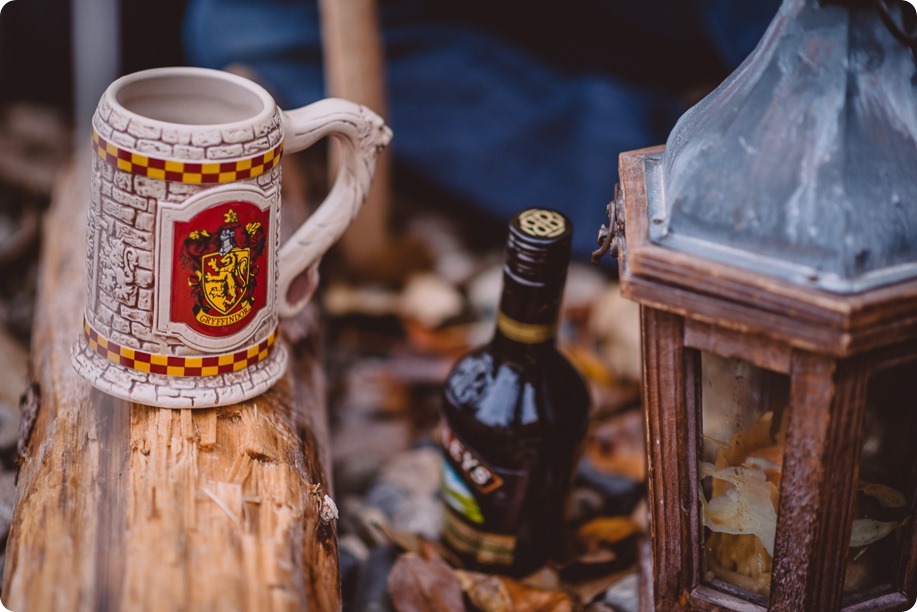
<box><xmin>391</xmin><ymin>494</ymin><xmax>442</xmax><ymax>540</ymax></box>
<box><xmin>378</xmin><ymin>447</ymin><xmax>443</xmax><ymax>497</ymax></box>
<box><xmin>364</xmin><ymin>482</ymin><xmax>409</xmax><ymax>519</ymax></box>
<box><xmin>602</xmin><ymin>571</ymin><xmax>640</xmax><ymax>612</ymax></box>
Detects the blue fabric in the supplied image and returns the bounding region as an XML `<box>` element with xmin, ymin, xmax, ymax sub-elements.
<box><xmin>183</xmin><ymin>0</ymin><xmax>778</xmax><ymax>258</ymax></box>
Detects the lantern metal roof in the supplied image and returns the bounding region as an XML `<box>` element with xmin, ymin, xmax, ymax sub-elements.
<box><xmin>648</xmin><ymin>0</ymin><xmax>917</xmax><ymax>294</ymax></box>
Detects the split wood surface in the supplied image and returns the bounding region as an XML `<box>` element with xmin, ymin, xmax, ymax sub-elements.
<box><xmin>2</xmin><ymin>158</ymin><xmax>340</xmax><ymax>611</ymax></box>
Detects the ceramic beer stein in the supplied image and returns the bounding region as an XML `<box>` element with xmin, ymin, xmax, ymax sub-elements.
<box><xmin>71</xmin><ymin>67</ymin><xmax>391</xmax><ymax>408</ymax></box>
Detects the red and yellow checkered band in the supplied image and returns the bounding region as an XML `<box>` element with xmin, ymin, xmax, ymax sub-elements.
<box><xmin>91</xmin><ymin>130</ymin><xmax>283</xmax><ymax>184</ymax></box>
<box><xmin>84</xmin><ymin>319</ymin><xmax>277</xmax><ymax>377</ymax></box>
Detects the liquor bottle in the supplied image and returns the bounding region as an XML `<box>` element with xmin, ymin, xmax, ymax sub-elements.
<box><xmin>439</xmin><ymin>208</ymin><xmax>591</xmax><ymax>576</ymax></box>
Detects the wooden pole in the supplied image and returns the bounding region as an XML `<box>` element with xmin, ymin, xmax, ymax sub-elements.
<box><xmin>2</xmin><ymin>159</ymin><xmax>340</xmax><ymax>611</ymax></box>
<box><xmin>318</xmin><ymin>0</ymin><xmax>395</xmax><ymax>278</ymax></box>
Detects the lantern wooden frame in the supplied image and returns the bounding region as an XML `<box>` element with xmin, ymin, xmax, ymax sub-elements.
<box><xmin>618</xmin><ymin>147</ymin><xmax>917</xmax><ymax>612</ymax></box>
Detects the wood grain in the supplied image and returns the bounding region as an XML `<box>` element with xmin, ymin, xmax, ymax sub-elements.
<box><xmin>640</xmin><ymin>307</ymin><xmax>699</xmax><ymax>609</ymax></box>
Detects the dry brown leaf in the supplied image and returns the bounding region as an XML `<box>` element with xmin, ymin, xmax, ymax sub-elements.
<box><xmin>859</xmin><ymin>483</ymin><xmax>907</xmax><ymax>509</ymax></box>
<box><xmin>455</xmin><ymin>570</ymin><xmax>573</xmax><ymax>612</ymax></box>
<box><xmin>699</xmin><ymin>462</ymin><xmax>778</xmax><ymax>557</ymax></box>
<box><xmin>576</xmin><ymin>517</ymin><xmax>640</xmax><ymax>553</ymax></box>
<box><xmin>403</xmin><ymin>318</ymin><xmax>472</xmax><ymax>355</ymax></box>
<box><xmin>520</xmin><ymin>566</ymin><xmax>563</xmax><ymax>592</ymax></box>
<box><xmin>849</xmin><ymin>518</ymin><xmax>908</xmax><ymax>548</ymax></box>
<box><xmin>388</xmin><ymin>553</ymin><xmax>465</xmax><ymax>612</ymax></box>
<box><xmin>381</xmin><ymin>523</ymin><xmax>465</xmax><ymax>567</ymax></box>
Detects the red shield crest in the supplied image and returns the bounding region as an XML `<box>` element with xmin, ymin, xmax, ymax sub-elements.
<box><xmin>170</xmin><ymin>201</ymin><xmax>269</xmax><ymax>338</ymax></box>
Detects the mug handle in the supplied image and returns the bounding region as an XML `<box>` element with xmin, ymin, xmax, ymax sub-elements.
<box><xmin>276</xmin><ymin>98</ymin><xmax>392</xmax><ymax>317</ymax></box>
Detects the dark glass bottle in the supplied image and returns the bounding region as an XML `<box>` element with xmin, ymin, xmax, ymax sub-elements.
<box><xmin>439</xmin><ymin>208</ymin><xmax>591</xmax><ymax>577</ymax></box>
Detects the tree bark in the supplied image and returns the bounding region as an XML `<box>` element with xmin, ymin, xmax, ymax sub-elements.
<box><xmin>2</xmin><ymin>158</ymin><xmax>340</xmax><ymax>611</ymax></box>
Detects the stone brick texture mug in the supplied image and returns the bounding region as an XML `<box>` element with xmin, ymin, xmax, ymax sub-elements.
<box><xmin>71</xmin><ymin>67</ymin><xmax>392</xmax><ymax>408</ymax></box>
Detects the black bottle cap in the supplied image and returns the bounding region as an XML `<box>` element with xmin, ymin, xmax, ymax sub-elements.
<box><xmin>504</xmin><ymin>208</ymin><xmax>573</xmax><ymax>285</ymax></box>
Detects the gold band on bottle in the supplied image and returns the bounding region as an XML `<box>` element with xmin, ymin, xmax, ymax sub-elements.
<box><xmin>496</xmin><ymin>311</ymin><xmax>556</xmax><ymax>344</ymax></box>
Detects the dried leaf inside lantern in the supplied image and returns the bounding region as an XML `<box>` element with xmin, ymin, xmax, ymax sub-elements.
<box><xmin>700</xmin><ymin>463</ymin><xmax>778</xmax><ymax>557</ymax></box>
<box><xmin>849</xmin><ymin>517</ymin><xmax>908</xmax><ymax>549</ymax></box>
<box><xmin>699</xmin><ymin>409</ymin><xmax>786</xmax><ymax>596</ymax></box>
<box><xmin>859</xmin><ymin>482</ymin><xmax>908</xmax><ymax>509</ymax></box>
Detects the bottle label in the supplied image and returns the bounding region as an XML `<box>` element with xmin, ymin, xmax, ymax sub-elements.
<box><xmin>441</xmin><ymin>422</ymin><xmax>503</xmax><ymax>494</ymax></box>
<box><xmin>441</xmin><ymin>462</ymin><xmax>484</xmax><ymax>524</ymax></box>
<box><xmin>439</xmin><ymin>421</ymin><xmax>530</xmax><ymax>566</ymax></box>
<box><xmin>442</xmin><ymin>506</ymin><xmax>517</xmax><ymax>566</ymax></box>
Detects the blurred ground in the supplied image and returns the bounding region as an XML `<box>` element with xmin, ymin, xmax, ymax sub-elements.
<box><xmin>0</xmin><ymin>103</ymin><xmax>70</xmax><ymax>587</ymax></box>
<box><xmin>0</xmin><ymin>103</ymin><xmax>648</xmax><ymax>611</ymax></box>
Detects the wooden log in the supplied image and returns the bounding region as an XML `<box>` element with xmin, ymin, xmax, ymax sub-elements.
<box><xmin>2</xmin><ymin>158</ymin><xmax>340</xmax><ymax>611</ymax></box>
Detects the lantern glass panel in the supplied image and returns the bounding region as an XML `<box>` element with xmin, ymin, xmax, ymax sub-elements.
<box><xmin>842</xmin><ymin>359</ymin><xmax>917</xmax><ymax>601</ymax></box>
<box><xmin>698</xmin><ymin>351</ymin><xmax>790</xmax><ymax>600</ymax></box>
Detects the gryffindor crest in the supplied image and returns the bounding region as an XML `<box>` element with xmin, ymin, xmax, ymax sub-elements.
<box><xmin>202</xmin><ymin>210</ymin><xmax>252</xmax><ymax>315</ymax></box>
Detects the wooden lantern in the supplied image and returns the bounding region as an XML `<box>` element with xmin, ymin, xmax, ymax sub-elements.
<box><xmin>599</xmin><ymin>0</ymin><xmax>917</xmax><ymax>610</ymax></box>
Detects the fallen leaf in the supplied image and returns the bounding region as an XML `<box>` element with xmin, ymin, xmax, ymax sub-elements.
<box><xmin>455</xmin><ymin>570</ymin><xmax>573</xmax><ymax>612</ymax></box>
<box><xmin>849</xmin><ymin>518</ymin><xmax>908</xmax><ymax>548</ymax></box>
<box><xmin>388</xmin><ymin>553</ymin><xmax>465</xmax><ymax>612</ymax></box>
<box><xmin>699</xmin><ymin>462</ymin><xmax>779</xmax><ymax>557</ymax></box>
<box><xmin>859</xmin><ymin>483</ymin><xmax>907</xmax><ymax>509</ymax></box>
<box><xmin>381</xmin><ymin>523</ymin><xmax>464</xmax><ymax>568</ymax></box>
<box><xmin>520</xmin><ymin>565</ymin><xmax>563</xmax><ymax>592</ymax></box>
<box><xmin>403</xmin><ymin>318</ymin><xmax>473</xmax><ymax>355</ymax></box>
<box><xmin>576</xmin><ymin>517</ymin><xmax>640</xmax><ymax>553</ymax></box>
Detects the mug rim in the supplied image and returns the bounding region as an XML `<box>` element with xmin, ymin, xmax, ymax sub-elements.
<box><xmin>103</xmin><ymin>66</ymin><xmax>277</xmax><ymax>130</ymax></box>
